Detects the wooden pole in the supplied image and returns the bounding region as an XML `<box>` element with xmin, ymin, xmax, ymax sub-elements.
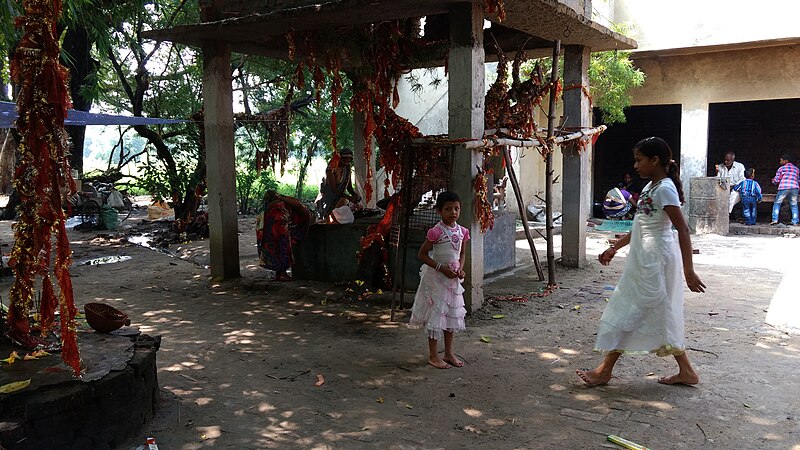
<box><xmin>410</xmin><ymin>125</ymin><xmax>606</xmax><ymax>150</ymax></box>
<box><xmin>397</xmin><ymin>148</ymin><xmax>415</xmax><ymax>311</ymax></box>
<box><xmin>545</xmin><ymin>40</ymin><xmax>561</xmax><ymax>286</ymax></box>
<box><xmin>502</xmin><ymin>147</ymin><xmax>544</xmax><ymax>280</ymax></box>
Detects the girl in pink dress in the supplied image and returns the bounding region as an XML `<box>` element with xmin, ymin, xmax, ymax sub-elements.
<box><xmin>410</xmin><ymin>191</ymin><xmax>469</xmax><ymax>369</ymax></box>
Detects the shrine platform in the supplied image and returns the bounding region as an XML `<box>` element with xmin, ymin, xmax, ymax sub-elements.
<box><xmin>0</xmin><ymin>331</ymin><xmax>159</xmax><ymax>450</ymax></box>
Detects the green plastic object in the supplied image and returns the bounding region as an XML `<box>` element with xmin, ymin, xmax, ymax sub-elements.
<box><xmin>99</xmin><ymin>205</ymin><xmax>119</xmax><ymax>230</ymax></box>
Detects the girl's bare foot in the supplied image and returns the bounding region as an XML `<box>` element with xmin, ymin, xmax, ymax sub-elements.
<box><xmin>657</xmin><ymin>372</ymin><xmax>699</xmax><ymax>385</ymax></box>
<box><xmin>443</xmin><ymin>353</ymin><xmax>464</xmax><ymax>367</ymax></box>
<box><xmin>429</xmin><ymin>357</ymin><xmax>451</xmax><ymax>369</ymax></box>
<box><xmin>575</xmin><ymin>368</ymin><xmax>612</xmax><ymax>386</ymax></box>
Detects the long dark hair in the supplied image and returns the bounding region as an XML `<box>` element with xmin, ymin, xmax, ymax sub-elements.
<box><xmin>633</xmin><ymin>137</ymin><xmax>685</xmax><ymax>203</ymax></box>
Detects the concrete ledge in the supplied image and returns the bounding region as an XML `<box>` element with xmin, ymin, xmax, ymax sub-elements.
<box><xmin>729</xmin><ymin>222</ymin><xmax>800</xmax><ymax>236</ymax></box>
<box><xmin>0</xmin><ymin>345</ymin><xmax>158</xmax><ymax>450</ymax></box>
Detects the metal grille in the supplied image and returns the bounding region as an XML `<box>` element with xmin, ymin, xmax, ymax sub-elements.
<box><xmin>389</xmin><ymin>145</ymin><xmax>453</xmax><ymax>246</ymax></box>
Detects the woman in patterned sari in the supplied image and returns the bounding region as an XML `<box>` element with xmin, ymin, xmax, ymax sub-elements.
<box><xmin>256</xmin><ymin>191</ymin><xmax>311</xmax><ymax>281</ymax></box>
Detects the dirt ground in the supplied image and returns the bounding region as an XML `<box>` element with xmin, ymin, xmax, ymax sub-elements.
<box><xmin>1</xmin><ymin>213</ymin><xmax>799</xmax><ymax>449</ymax></box>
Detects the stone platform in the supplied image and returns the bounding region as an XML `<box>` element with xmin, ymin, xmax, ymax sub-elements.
<box><xmin>729</xmin><ymin>222</ymin><xmax>800</xmax><ymax>236</ymax></box>
<box><xmin>0</xmin><ymin>332</ymin><xmax>159</xmax><ymax>450</ymax></box>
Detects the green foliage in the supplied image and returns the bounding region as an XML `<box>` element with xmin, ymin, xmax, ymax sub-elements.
<box><xmin>277</xmin><ymin>182</ymin><xmax>318</xmax><ymax>202</ymax></box>
<box><xmin>236</xmin><ymin>165</ymin><xmax>278</xmax><ymax>215</ymax></box>
<box><xmin>588</xmin><ymin>51</ymin><xmax>645</xmax><ymax>124</ymax></box>
<box><xmin>522</xmin><ymin>49</ymin><xmax>645</xmax><ymax>125</ymax></box>
<box><xmin>234</xmin><ymin>130</ymin><xmax>278</xmax><ymax>214</ymax></box>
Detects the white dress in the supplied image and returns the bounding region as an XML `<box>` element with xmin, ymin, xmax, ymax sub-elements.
<box><xmin>409</xmin><ymin>222</ymin><xmax>469</xmax><ymax>341</ymax></box>
<box><xmin>594</xmin><ymin>178</ymin><xmax>687</xmax><ymax>356</ymax></box>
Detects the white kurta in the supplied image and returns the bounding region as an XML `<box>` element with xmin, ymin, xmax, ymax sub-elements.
<box><xmin>594</xmin><ymin>178</ymin><xmax>687</xmax><ymax>356</ymax></box>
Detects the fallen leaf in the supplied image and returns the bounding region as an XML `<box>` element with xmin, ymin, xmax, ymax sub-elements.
<box><xmin>0</xmin><ymin>351</ymin><xmax>20</xmax><ymax>364</ymax></box>
<box><xmin>0</xmin><ymin>379</ymin><xmax>31</xmax><ymax>393</ymax></box>
<box><xmin>22</xmin><ymin>354</ymin><xmax>38</xmax><ymax>361</ymax></box>
<box><xmin>646</xmin><ymin>372</ymin><xmax>655</xmax><ymax>376</ymax></box>
<box><xmin>492</xmin><ymin>314</ymin><xmax>505</xmax><ymax>319</ymax></box>
<box><xmin>405</xmin><ymin>404</ymin><xmax>413</xmax><ymax>409</ymax></box>
<box><xmin>573</xmin><ymin>305</ymin><xmax>581</xmax><ymax>310</ymax></box>
<box><xmin>743</xmin><ymin>403</ymin><xmax>751</xmax><ymax>408</ymax></box>
<box><xmin>480</xmin><ymin>336</ymin><xmax>491</xmax><ymax>343</ymax></box>
<box><xmin>315</xmin><ymin>374</ymin><xmax>325</xmax><ymax>387</ymax></box>
<box><xmin>31</xmin><ymin>350</ymin><xmax>50</xmax><ymax>358</ymax></box>
<box><xmin>376</xmin><ymin>397</ymin><xmax>384</xmax><ymax>403</ymax></box>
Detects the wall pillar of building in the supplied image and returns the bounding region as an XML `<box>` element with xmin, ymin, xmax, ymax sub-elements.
<box><xmin>561</xmin><ymin>45</ymin><xmax>592</xmax><ymax>268</ymax></box>
<box><xmin>680</xmin><ymin>102</ymin><xmax>710</xmax><ymax>211</ymax></box>
<box><xmin>203</xmin><ymin>41</ymin><xmax>240</xmax><ymax>280</ymax></box>
<box><xmin>448</xmin><ymin>2</ymin><xmax>485</xmax><ymax>312</ymax></box>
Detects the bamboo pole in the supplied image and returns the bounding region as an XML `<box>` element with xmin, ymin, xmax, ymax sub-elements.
<box><xmin>410</xmin><ymin>125</ymin><xmax>606</xmax><ymax>150</ymax></box>
<box><xmin>502</xmin><ymin>146</ymin><xmax>544</xmax><ymax>280</ymax></box>
<box><xmin>545</xmin><ymin>40</ymin><xmax>561</xmax><ymax>286</ymax></box>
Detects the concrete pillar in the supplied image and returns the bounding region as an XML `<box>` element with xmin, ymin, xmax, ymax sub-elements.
<box><xmin>448</xmin><ymin>2</ymin><xmax>485</xmax><ymax>312</ymax></box>
<box><xmin>680</xmin><ymin>102</ymin><xmax>710</xmax><ymax>212</ymax></box>
<box><xmin>561</xmin><ymin>45</ymin><xmax>592</xmax><ymax>268</ymax></box>
<box><xmin>203</xmin><ymin>42</ymin><xmax>240</xmax><ymax>280</ymax></box>
<box><xmin>352</xmin><ymin>112</ymin><xmax>377</xmax><ymax>208</ymax></box>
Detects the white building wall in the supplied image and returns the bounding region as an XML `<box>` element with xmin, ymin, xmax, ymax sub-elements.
<box><xmin>395</xmin><ymin>68</ymin><xmax>566</xmax><ymax>220</ymax></box>
<box><xmin>614</xmin><ymin>0</ymin><xmax>800</xmax><ymax>50</ymax></box>
<box><xmin>630</xmin><ymin>44</ymin><xmax>800</xmax><ymax>204</ymax></box>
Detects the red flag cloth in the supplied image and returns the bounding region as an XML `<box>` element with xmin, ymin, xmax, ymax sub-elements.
<box><xmin>8</xmin><ymin>0</ymin><xmax>81</xmax><ymax>376</ymax></box>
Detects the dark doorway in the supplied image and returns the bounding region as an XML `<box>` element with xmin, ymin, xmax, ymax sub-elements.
<box><xmin>592</xmin><ymin>104</ymin><xmax>682</xmax><ymax>208</ymax></box>
<box><xmin>707</xmin><ymin>98</ymin><xmax>800</xmax><ymax>195</ymax></box>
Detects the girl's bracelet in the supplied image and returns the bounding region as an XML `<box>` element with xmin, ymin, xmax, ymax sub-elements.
<box><xmin>435</xmin><ymin>263</ymin><xmax>441</xmax><ymax>272</ymax></box>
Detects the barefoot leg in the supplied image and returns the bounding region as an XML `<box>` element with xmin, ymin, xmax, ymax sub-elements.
<box><xmin>658</xmin><ymin>352</ymin><xmax>699</xmax><ymax>385</ymax></box>
<box><xmin>428</xmin><ymin>337</ymin><xmax>450</xmax><ymax>369</ymax></box>
<box><xmin>274</xmin><ymin>270</ymin><xmax>292</xmax><ymax>281</ymax></box>
<box><xmin>442</xmin><ymin>330</ymin><xmax>464</xmax><ymax>367</ymax></box>
<box><xmin>576</xmin><ymin>352</ymin><xmax>620</xmax><ymax>386</ymax></box>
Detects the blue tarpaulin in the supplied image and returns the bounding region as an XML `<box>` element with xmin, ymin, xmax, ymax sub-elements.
<box><xmin>0</xmin><ymin>101</ymin><xmax>188</xmax><ymax>128</ymax></box>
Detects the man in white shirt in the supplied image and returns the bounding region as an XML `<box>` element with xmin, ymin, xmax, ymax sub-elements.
<box><xmin>716</xmin><ymin>151</ymin><xmax>746</xmax><ymax>214</ymax></box>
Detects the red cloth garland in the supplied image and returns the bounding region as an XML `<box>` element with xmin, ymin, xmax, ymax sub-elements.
<box><xmin>7</xmin><ymin>0</ymin><xmax>81</xmax><ymax>376</ymax></box>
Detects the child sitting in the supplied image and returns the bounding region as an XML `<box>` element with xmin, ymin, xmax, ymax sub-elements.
<box><xmin>734</xmin><ymin>168</ymin><xmax>762</xmax><ymax>225</ymax></box>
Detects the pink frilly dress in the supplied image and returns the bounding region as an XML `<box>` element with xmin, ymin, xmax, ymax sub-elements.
<box><xmin>409</xmin><ymin>221</ymin><xmax>469</xmax><ymax>340</ymax></box>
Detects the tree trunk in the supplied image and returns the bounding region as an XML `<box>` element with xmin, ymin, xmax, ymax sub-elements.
<box><xmin>0</xmin><ymin>130</ymin><xmax>17</xmax><ymax>194</ymax></box>
<box><xmin>61</xmin><ymin>26</ymin><xmax>97</xmax><ymax>176</ymax></box>
<box><xmin>295</xmin><ymin>140</ymin><xmax>317</xmax><ymax>198</ymax></box>
<box><xmin>0</xmin><ymin>55</ymin><xmax>7</xmax><ymax>101</ymax></box>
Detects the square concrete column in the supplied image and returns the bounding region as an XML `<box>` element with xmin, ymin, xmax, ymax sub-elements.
<box><xmin>680</xmin><ymin>102</ymin><xmax>710</xmax><ymax>212</ymax></box>
<box><xmin>448</xmin><ymin>3</ymin><xmax>485</xmax><ymax>312</ymax></box>
<box><xmin>561</xmin><ymin>45</ymin><xmax>592</xmax><ymax>268</ymax></box>
<box><xmin>203</xmin><ymin>42</ymin><xmax>240</xmax><ymax>280</ymax></box>
<box><xmin>353</xmin><ymin>111</ymin><xmax>377</xmax><ymax>208</ymax></box>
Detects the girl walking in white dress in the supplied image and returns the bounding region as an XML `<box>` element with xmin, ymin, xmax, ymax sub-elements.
<box><xmin>577</xmin><ymin>137</ymin><xmax>706</xmax><ymax>386</ymax></box>
<box><xmin>410</xmin><ymin>191</ymin><xmax>469</xmax><ymax>369</ymax></box>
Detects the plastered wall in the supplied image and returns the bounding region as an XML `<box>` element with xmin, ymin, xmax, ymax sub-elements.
<box><xmin>630</xmin><ymin>44</ymin><xmax>800</xmax><ymax>202</ymax></box>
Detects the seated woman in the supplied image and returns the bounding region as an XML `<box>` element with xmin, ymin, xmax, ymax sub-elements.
<box><xmin>618</xmin><ymin>171</ymin><xmax>646</xmax><ymax>205</ymax></box>
<box><xmin>315</xmin><ymin>148</ymin><xmax>362</xmax><ymax>221</ymax></box>
<box><xmin>256</xmin><ymin>191</ymin><xmax>312</xmax><ymax>281</ymax></box>
<box><xmin>602</xmin><ymin>187</ymin><xmax>633</xmax><ymax>220</ymax></box>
